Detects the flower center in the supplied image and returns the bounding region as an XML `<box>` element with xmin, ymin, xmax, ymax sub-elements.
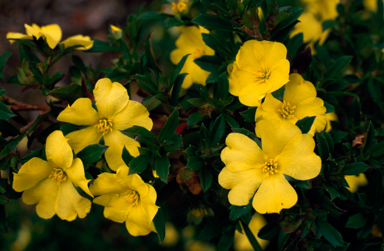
<box><xmin>261</xmin><ymin>159</ymin><xmax>278</xmax><ymax>177</ymax></box>
<box><xmin>191</xmin><ymin>208</ymin><xmax>207</xmax><ymax>218</ymax></box>
<box><xmin>49</xmin><ymin>167</ymin><xmax>67</xmax><ymax>184</ymax></box>
<box><xmin>255</xmin><ymin>66</ymin><xmax>271</xmax><ymax>84</ymax></box>
<box><xmin>124</xmin><ymin>191</ymin><xmax>139</xmax><ymax>206</ymax></box>
<box><xmin>95</xmin><ymin>119</ymin><xmax>113</xmax><ymax>135</ymax></box>
<box><xmin>278</xmin><ymin>101</ymin><xmax>296</xmax><ymax>119</ymax></box>
<box><xmin>172</xmin><ymin>0</ymin><xmax>188</xmax><ymax>14</ymax></box>
<box><xmin>192</xmin><ymin>47</ymin><xmax>205</xmax><ymax>59</ymax></box>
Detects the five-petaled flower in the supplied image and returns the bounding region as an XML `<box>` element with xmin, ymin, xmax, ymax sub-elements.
<box><xmin>12</xmin><ymin>130</ymin><xmax>93</xmax><ymax>221</ymax></box>
<box><xmin>255</xmin><ymin>73</ymin><xmax>327</xmax><ymax>136</ymax></box>
<box><xmin>219</xmin><ymin>120</ymin><xmax>321</xmax><ymax>214</ymax></box>
<box><xmin>170</xmin><ymin>26</ymin><xmax>215</xmax><ymax>89</ymax></box>
<box><xmin>57</xmin><ymin>78</ymin><xmax>153</xmax><ymax>171</ymax></box>
<box><xmin>6</xmin><ymin>23</ymin><xmax>93</xmax><ymax>50</ymax></box>
<box><xmin>228</xmin><ymin>40</ymin><xmax>290</xmax><ymax>107</ymax></box>
<box><xmin>90</xmin><ymin>165</ymin><xmax>159</xmax><ymax>236</ymax></box>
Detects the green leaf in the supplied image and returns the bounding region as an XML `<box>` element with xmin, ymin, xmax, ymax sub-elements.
<box><xmin>158</xmin><ymin>109</ymin><xmax>179</xmax><ymax>142</ymax></box>
<box><xmin>129</xmin><ymin>155</ymin><xmax>149</xmax><ymax>175</ymax></box>
<box><xmin>242</xmin><ymin>221</ymin><xmax>263</xmax><ymax>251</ymax></box>
<box><xmin>371</xmin><ymin>141</ymin><xmax>384</xmax><ymax>158</ymax></box>
<box><xmin>186</xmin><ymin>156</ymin><xmax>204</xmax><ymax>171</ymax></box>
<box><xmin>194</xmin><ymin>55</ymin><xmax>221</xmax><ymax>73</ymax></box>
<box><xmin>272</xmin><ymin>7</ymin><xmax>304</xmax><ymax>34</ymax></box>
<box><xmin>200</xmin><ymin>167</ymin><xmax>213</xmax><ymax>192</ymax></box>
<box><xmin>217</xmin><ymin>73</ymin><xmax>229</xmax><ymax>100</ymax></box>
<box><xmin>193</xmin><ymin>14</ymin><xmax>236</xmax><ymax>31</ymax></box>
<box><xmin>316</xmin><ymin>220</ymin><xmax>344</xmax><ymax>247</ymax></box>
<box><xmin>202</xmin><ymin>33</ymin><xmax>234</xmax><ymax>58</ymax></box>
<box><xmin>0</xmin><ymin>103</ymin><xmax>15</xmax><ymax>120</ymax></box>
<box><xmin>240</xmin><ymin>107</ymin><xmax>257</xmax><ymax>123</ymax></box>
<box><xmin>342</xmin><ymin>162</ymin><xmax>369</xmax><ymax>175</ymax></box>
<box><xmin>187</xmin><ymin>112</ymin><xmax>205</xmax><ymax>127</ymax></box>
<box><xmin>316</xmin><ymin>133</ymin><xmax>330</xmax><ymax>160</ymax></box>
<box><xmin>0</xmin><ymin>51</ymin><xmax>12</xmax><ymax>79</ymax></box>
<box><xmin>155</xmin><ymin>155</ymin><xmax>170</xmax><ymax>183</ymax></box>
<box><xmin>85</xmin><ymin>39</ymin><xmax>120</xmax><ymax>52</ymax></box>
<box><xmin>287</xmin><ymin>33</ymin><xmax>303</xmax><ymax>59</ymax></box>
<box><xmin>278</xmin><ymin>231</ymin><xmax>291</xmax><ymax>251</ymax></box>
<box><xmin>210</xmin><ymin>115</ymin><xmax>225</xmax><ymax>145</ymax></box>
<box><xmin>345</xmin><ymin>213</ymin><xmax>367</xmax><ymax>229</ymax></box>
<box><xmin>135</xmin><ymin>74</ymin><xmax>158</xmax><ymax>95</ymax></box>
<box><xmin>258</xmin><ymin>221</ymin><xmax>281</xmax><ymax>240</ymax></box>
<box><xmin>223</xmin><ymin>113</ymin><xmax>239</xmax><ymax>128</ymax></box>
<box><xmin>77</xmin><ymin>144</ymin><xmax>108</xmax><ymax>165</ymax></box>
<box><xmin>72</xmin><ymin>55</ymin><xmax>86</xmax><ymax>70</ymax></box>
<box><xmin>229</xmin><ymin>198</ymin><xmax>253</xmax><ymax>221</ymax></box>
<box><xmin>171</xmin><ymin>73</ymin><xmax>187</xmax><ymax>106</ymax></box>
<box><xmin>122</xmin><ymin>126</ymin><xmax>155</xmax><ymax>138</ymax></box>
<box><xmin>327</xmin><ymin>56</ymin><xmax>352</xmax><ymax>78</ymax></box>
<box><xmin>122</xmin><ymin>146</ymin><xmax>134</xmax><ymax>166</ymax></box>
<box><xmin>218</xmin><ymin>229</ymin><xmax>235</xmax><ymax>251</ymax></box>
<box><xmin>49</xmin><ymin>84</ymin><xmax>83</xmax><ymax>103</ymax></box>
<box><xmin>296</xmin><ymin>116</ymin><xmax>315</xmax><ymax>134</ymax></box>
<box><xmin>362</xmin><ymin>122</ymin><xmax>375</xmax><ymax>153</ymax></box>
<box><xmin>171</xmin><ymin>54</ymin><xmax>189</xmax><ymax>86</ymax></box>
<box><xmin>153</xmin><ymin>208</ymin><xmax>166</xmax><ymax>243</ymax></box>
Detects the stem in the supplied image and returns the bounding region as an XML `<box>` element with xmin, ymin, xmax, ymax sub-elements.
<box><xmin>3</xmin><ymin>95</ymin><xmax>49</xmax><ymax>111</ymax></box>
<box><xmin>241</xmin><ymin>220</ymin><xmax>263</xmax><ymax>251</ymax></box>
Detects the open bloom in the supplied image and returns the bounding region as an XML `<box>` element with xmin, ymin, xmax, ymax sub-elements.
<box><xmin>12</xmin><ymin>130</ymin><xmax>92</xmax><ymax>221</ymax></box>
<box><xmin>219</xmin><ymin>120</ymin><xmax>321</xmax><ymax>214</ymax></box>
<box><xmin>255</xmin><ymin>73</ymin><xmax>327</xmax><ymax>136</ymax></box>
<box><xmin>57</xmin><ymin>78</ymin><xmax>153</xmax><ymax>171</ymax></box>
<box><xmin>6</xmin><ymin>23</ymin><xmax>93</xmax><ymax>50</ymax></box>
<box><xmin>170</xmin><ymin>26</ymin><xmax>215</xmax><ymax>89</ymax></box>
<box><xmin>90</xmin><ymin>165</ymin><xmax>159</xmax><ymax>236</ymax></box>
<box><xmin>228</xmin><ymin>40</ymin><xmax>290</xmax><ymax>107</ymax></box>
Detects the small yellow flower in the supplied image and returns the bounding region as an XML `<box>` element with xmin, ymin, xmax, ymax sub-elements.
<box><xmin>228</xmin><ymin>40</ymin><xmax>290</xmax><ymax>107</ymax></box>
<box><xmin>60</xmin><ymin>35</ymin><xmax>94</xmax><ymax>50</ymax></box>
<box><xmin>219</xmin><ymin>120</ymin><xmax>321</xmax><ymax>214</ymax></box>
<box><xmin>170</xmin><ymin>26</ymin><xmax>215</xmax><ymax>89</ymax></box>
<box><xmin>345</xmin><ymin>174</ymin><xmax>368</xmax><ymax>193</ymax></box>
<box><xmin>172</xmin><ymin>0</ymin><xmax>189</xmax><ymax>15</ymax></box>
<box><xmin>234</xmin><ymin>213</ymin><xmax>269</xmax><ymax>250</ymax></box>
<box><xmin>90</xmin><ymin>165</ymin><xmax>159</xmax><ymax>236</ymax></box>
<box><xmin>255</xmin><ymin>73</ymin><xmax>327</xmax><ymax>136</ymax></box>
<box><xmin>7</xmin><ymin>24</ymin><xmax>62</xmax><ymax>49</ymax></box>
<box><xmin>57</xmin><ymin>78</ymin><xmax>153</xmax><ymax>171</ymax></box>
<box><xmin>110</xmin><ymin>25</ymin><xmax>123</xmax><ymax>39</ymax></box>
<box><xmin>12</xmin><ymin>130</ymin><xmax>92</xmax><ymax>221</ymax></box>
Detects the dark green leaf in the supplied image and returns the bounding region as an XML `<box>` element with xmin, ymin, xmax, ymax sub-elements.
<box><xmin>240</xmin><ymin>107</ymin><xmax>257</xmax><ymax>123</ymax></box>
<box><xmin>155</xmin><ymin>155</ymin><xmax>170</xmax><ymax>183</ymax></box>
<box><xmin>186</xmin><ymin>156</ymin><xmax>204</xmax><ymax>171</ymax></box>
<box><xmin>171</xmin><ymin>54</ymin><xmax>189</xmax><ymax>86</ymax></box>
<box><xmin>223</xmin><ymin>113</ymin><xmax>239</xmax><ymax>128</ymax></box>
<box><xmin>194</xmin><ymin>55</ymin><xmax>221</xmax><ymax>73</ymax></box>
<box><xmin>129</xmin><ymin>155</ymin><xmax>149</xmax><ymax>174</ymax></box>
<box><xmin>122</xmin><ymin>146</ymin><xmax>134</xmax><ymax>166</ymax></box>
<box><xmin>193</xmin><ymin>14</ymin><xmax>236</xmax><ymax>31</ymax></box>
<box><xmin>122</xmin><ymin>126</ymin><xmax>155</xmax><ymax>138</ymax></box>
<box><xmin>218</xmin><ymin>229</ymin><xmax>234</xmax><ymax>251</ymax></box>
<box><xmin>278</xmin><ymin>231</ymin><xmax>291</xmax><ymax>251</ymax></box>
<box><xmin>171</xmin><ymin>73</ymin><xmax>187</xmax><ymax>106</ymax></box>
<box><xmin>316</xmin><ymin>220</ymin><xmax>344</xmax><ymax>247</ymax></box>
<box><xmin>200</xmin><ymin>167</ymin><xmax>213</xmax><ymax>192</ymax></box>
<box><xmin>218</xmin><ymin>73</ymin><xmax>229</xmax><ymax>100</ymax></box>
<box><xmin>327</xmin><ymin>56</ymin><xmax>352</xmax><ymax>78</ymax></box>
<box><xmin>0</xmin><ymin>103</ymin><xmax>15</xmax><ymax>120</ymax></box>
<box><xmin>229</xmin><ymin>198</ymin><xmax>253</xmax><ymax>221</ymax></box>
<box><xmin>49</xmin><ymin>84</ymin><xmax>83</xmax><ymax>103</ymax></box>
<box><xmin>210</xmin><ymin>115</ymin><xmax>225</xmax><ymax>145</ymax></box>
<box><xmin>135</xmin><ymin>74</ymin><xmax>158</xmax><ymax>95</ymax></box>
<box><xmin>77</xmin><ymin>144</ymin><xmax>108</xmax><ymax>165</ymax></box>
<box><xmin>85</xmin><ymin>39</ymin><xmax>120</xmax><ymax>52</ymax></box>
<box><xmin>242</xmin><ymin>221</ymin><xmax>263</xmax><ymax>251</ymax></box>
<box><xmin>345</xmin><ymin>213</ymin><xmax>367</xmax><ymax>229</ymax></box>
<box><xmin>158</xmin><ymin>109</ymin><xmax>179</xmax><ymax>142</ymax></box>
<box><xmin>342</xmin><ymin>162</ymin><xmax>369</xmax><ymax>175</ymax></box>
<box><xmin>153</xmin><ymin>208</ymin><xmax>166</xmax><ymax>243</ymax></box>
<box><xmin>0</xmin><ymin>51</ymin><xmax>12</xmax><ymax>79</ymax></box>
<box><xmin>72</xmin><ymin>55</ymin><xmax>86</xmax><ymax>70</ymax></box>
<box><xmin>258</xmin><ymin>221</ymin><xmax>281</xmax><ymax>240</ymax></box>
<box><xmin>0</xmin><ymin>205</ymin><xmax>7</xmax><ymax>233</ymax></box>
<box><xmin>362</xmin><ymin>122</ymin><xmax>375</xmax><ymax>153</ymax></box>
<box><xmin>296</xmin><ymin>116</ymin><xmax>315</xmax><ymax>134</ymax></box>
<box><xmin>187</xmin><ymin>112</ymin><xmax>205</xmax><ymax>127</ymax></box>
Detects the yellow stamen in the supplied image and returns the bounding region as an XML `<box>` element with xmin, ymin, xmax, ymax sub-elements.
<box><xmin>172</xmin><ymin>0</ymin><xmax>188</xmax><ymax>14</ymax></box>
<box><xmin>49</xmin><ymin>168</ymin><xmax>67</xmax><ymax>185</ymax></box>
<box><xmin>278</xmin><ymin>100</ymin><xmax>296</xmax><ymax>119</ymax></box>
<box><xmin>95</xmin><ymin>119</ymin><xmax>113</xmax><ymax>135</ymax></box>
<box><xmin>261</xmin><ymin>159</ymin><xmax>278</xmax><ymax>177</ymax></box>
<box><xmin>124</xmin><ymin>191</ymin><xmax>139</xmax><ymax>206</ymax></box>
<box><xmin>255</xmin><ymin>66</ymin><xmax>271</xmax><ymax>84</ymax></box>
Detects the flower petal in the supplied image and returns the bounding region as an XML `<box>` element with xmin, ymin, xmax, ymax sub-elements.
<box><xmin>46</xmin><ymin>130</ymin><xmax>73</xmax><ymax>169</ymax></box>
<box><xmin>221</xmin><ymin>133</ymin><xmax>266</xmax><ymax>172</ymax></box>
<box><xmin>345</xmin><ymin>174</ymin><xmax>368</xmax><ymax>193</ymax></box>
<box><xmin>57</xmin><ymin>98</ymin><xmax>99</xmax><ymax>126</ymax></box>
<box><xmin>284</xmin><ymin>73</ymin><xmax>317</xmax><ymax>105</ymax></box>
<box><xmin>93</xmin><ymin>78</ymin><xmax>129</xmax><ymax>119</ymax></box>
<box><xmin>6</xmin><ymin>32</ymin><xmax>33</xmax><ymax>43</ymax></box>
<box><xmin>40</xmin><ymin>24</ymin><xmax>62</xmax><ymax>49</ymax></box>
<box><xmin>219</xmin><ymin>167</ymin><xmax>262</xmax><ymax>206</ymax></box>
<box><xmin>60</xmin><ymin>35</ymin><xmax>94</xmax><ymax>50</ymax></box>
<box><xmin>90</xmin><ymin>171</ymin><xmax>127</xmax><ymax>196</ymax></box>
<box><xmin>228</xmin><ymin>64</ymin><xmax>257</xmax><ymax>96</ymax></box>
<box><xmin>13</xmin><ymin>158</ymin><xmax>53</xmax><ymax>192</ymax></box>
<box><xmin>22</xmin><ymin>178</ymin><xmax>58</xmax><ymax>219</ymax></box>
<box><xmin>65</xmin><ymin>158</ymin><xmax>92</xmax><ymax>197</ymax></box>
<box><xmin>25</xmin><ymin>24</ymin><xmax>43</xmax><ymax>39</ymax></box>
<box><xmin>257</xmin><ymin>120</ymin><xmax>301</xmax><ymax>158</ymax></box>
<box><xmin>125</xmin><ymin>199</ymin><xmax>158</xmax><ymax>236</ymax></box>
<box><xmin>276</xmin><ymin>134</ymin><xmax>321</xmax><ymax>180</ymax></box>
<box><xmin>55</xmin><ymin>180</ymin><xmax>91</xmax><ymax>221</ymax></box>
<box><xmin>255</xmin><ymin>94</ymin><xmax>283</xmax><ymax>123</ymax></box>
<box><xmin>65</xmin><ymin>126</ymin><xmax>102</xmax><ymax>153</ymax></box>
<box><xmin>255</xmin><ymin>41</ymin><xmax>288</xmax><ymax>68</ymax></box>
<box><xmin>94</xmin><ymin>194</ymin><xmax>129</xmax><ymax>223</ymax></box>
<box><xmin>267</xmin><ymin>60</ymin><xmax>290</xmax><ymax>91</ymax></box>
<box><xmin>113</xmin><ymin>100</ymin><xmax>153</xmax><ymax>131</ymax></box>
<box><xmin>238</xmin><ymin>82</ymin><xmax>272</xmax><ymax>107</ymax></box>
<box><xmin>122</xmin><ymin>173</ymin><xmax>150</xmax><ymax>198</ymax></box>
<box><xmin>252</xmin><ymin>174</ymin><xmax>297</xmax><ymax>214</ymax></box>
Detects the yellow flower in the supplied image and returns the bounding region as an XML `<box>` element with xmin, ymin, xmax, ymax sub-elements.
<box><xmin>255</xmin><ymin>73</ymin><xmax>327</xmax><ymax>136</ymax></box>
<box><xmin>12</xmin><ymin>130</ymin><xmax>92</xmax><ymax>221</ymax></box>
<box><xmin>6</xmin><ymin>23</ymin><xmax>93</xmax><ymax>50</ymax></box>
<box><xmin>57</xmin><ymin>78</ymin><xmax>153</xmax><ymax>171</ymax></box>
<box><xmin>170</xmin><ymin>26</ymin><xmax>215</xmax><ymax>89</ymax></box>
<box><xmin>323</xmin><ymin>112</ymin><xmax>338</xmax><ymax>132</ymax></box>
<box><xmin>345</xmin><ymin>174</ymin><xmax>368</xmax><ymax>193</ymax></box>
<box><xmin>219</xmin><ymin>120</ymin><xmax>321</xmax><ymax>214</ymax></box>
<box><xmin>171</xmin><ymin>0</ymin><xmax>189</xmax><ymax>15</ymax></box>
<box><xmin>228</xmin><ymin>40</ymin><xmax>290</xmax><ymax>107</ymax></box>
<box><xmin>304</xmin><ymin>0</ymin><xmax>339</xmax><ymax>21</ymax></box>
<box><xmin>60</xmin><ymin>35</ymin><xmax>94</xmax><ymax>50</ymax></box>
<box><xmin>234</xmin><ymin>213</ymin><xmax>269</xmax><ymax>250</ymax></box>
<box><xmin>90</xmin><ymin>165</ymin><xmax>159</xmax><ymax>236</ymax></box>
<box><xmin>6</xmin><ymin>24</ymin><xmax>62</xmax><ymax>49</ymax></box>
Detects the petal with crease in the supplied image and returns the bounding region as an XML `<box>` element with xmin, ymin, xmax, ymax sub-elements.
<box><xmin>65</xmin><ymin>158</ymin><xmax>92</xmax><ymax>197</ymax></box>
<box><xmin>113</xmin><ymin>100</ymin><xmax>153</xmax><ymax>131</ymax></box>
<box><xmin>65</xmin><ymin>126</ymin><xmax>102</xmax><ymax>153</ymax></box>
<box><xmin>46</xmin><ymin>130</ymin><xmax>73</xmax><ymax>169</ymax></box>
<box><xmin>57</xmin><ymin>98</ymin><xmax>99</xmax><ymax>126</ymax></box>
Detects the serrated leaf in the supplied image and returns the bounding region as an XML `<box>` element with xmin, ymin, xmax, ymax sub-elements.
<box><xmin>77</xmin><ymin>144</ymin><xmax>108</xmax><ymax>165</ymax></box>
<box><xmin>155</xmin><ymin>155</ymin><xmax>170</xmax><ymax>183</ymax></box>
